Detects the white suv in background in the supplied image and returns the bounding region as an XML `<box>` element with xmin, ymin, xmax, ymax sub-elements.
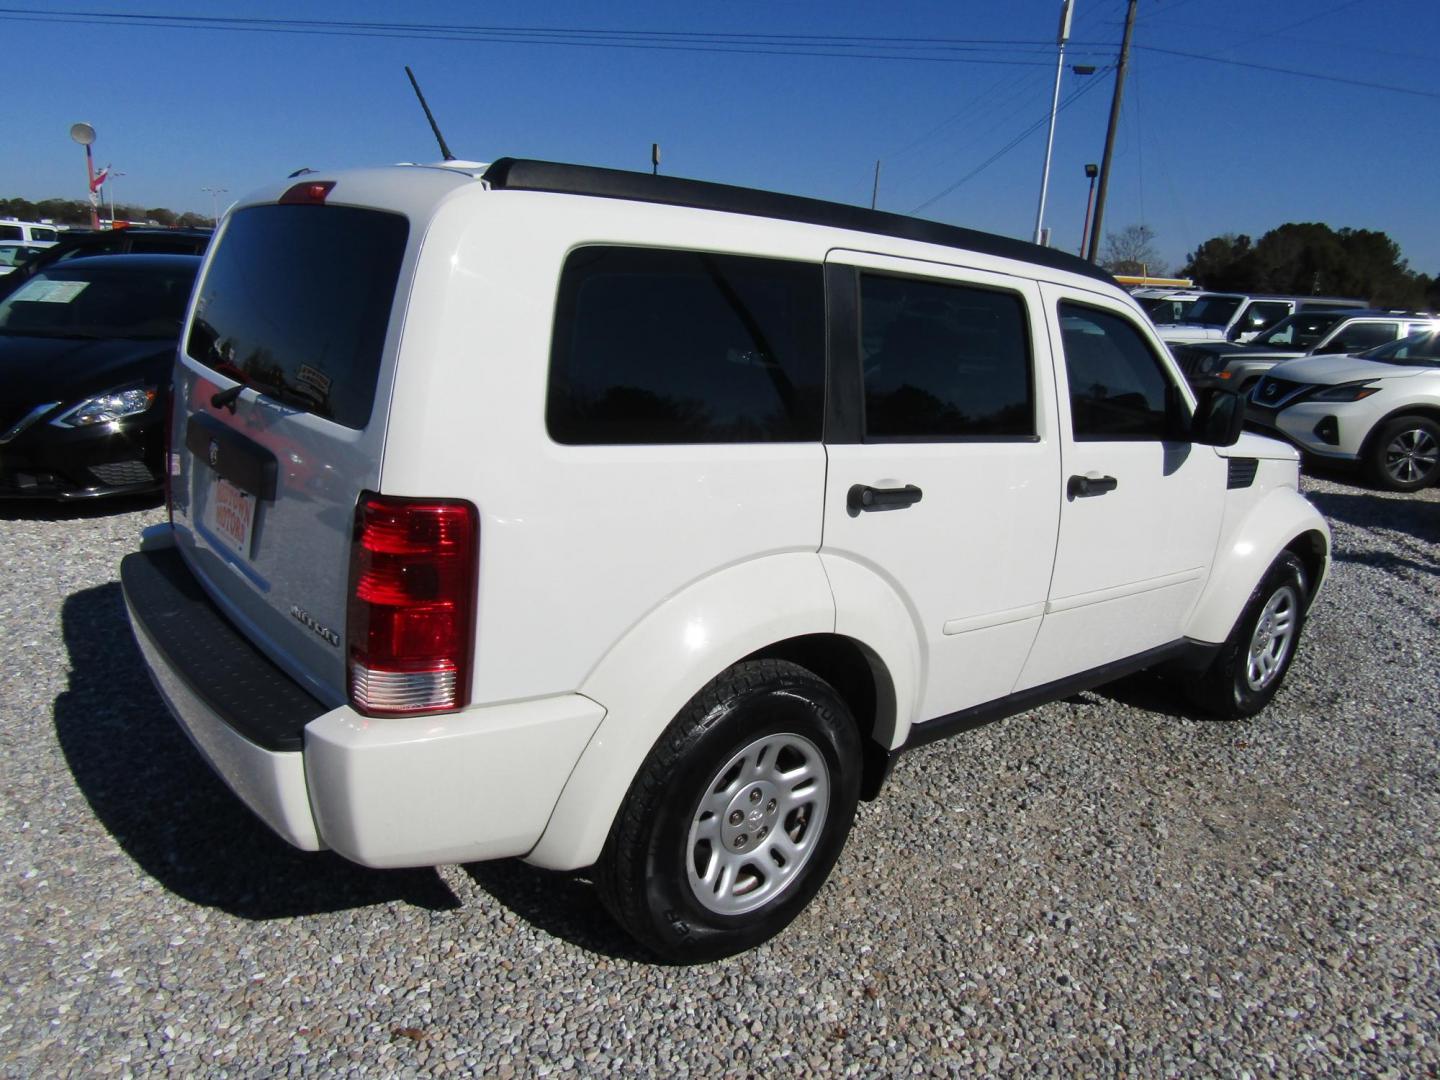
<box><xmin>121</xmin><ymin>158</ymin><xmax>1330</xmax><ymax>960</ymax></box>
<box><xmin>1248</xmin><ymin>328</ymin><xmax>1440</xmax><ymax>491</ymax></box>
<box><xmin>1156</xmin><ymin>292</ymin><xmax>1365</xmax><ymax>347</ymax></box>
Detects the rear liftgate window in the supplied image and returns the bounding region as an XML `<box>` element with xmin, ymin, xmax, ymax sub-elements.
<box><xmin>186</xmin><ymin>204</ymin><xmax>409</xmax><ymax>430</ymax></box>
<box><xmin>546</xmin><ymin>247</ymin><xmax>825</xmax><ymax>444</ymax></box>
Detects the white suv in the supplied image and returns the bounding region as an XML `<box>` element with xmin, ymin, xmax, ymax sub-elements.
<box><xmin>121</xmin><ymin>158</ymin><xmax>1330</xmax><ymax>960</ymax></box>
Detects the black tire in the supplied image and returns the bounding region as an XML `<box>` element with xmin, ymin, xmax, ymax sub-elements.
<box><xmin>1184</xmin><ymin>552</ymin><xmax>1308</xmax><ymax>720</ymax></box>
<box><xmin>1364</xmin><ymin>414</ymin><xmax>1440</xmax><ymax>492</ymax></box>
<box><xmin>596</xmin><ymin>659</ymin><xmax>862</xmax><ymax>963</ymax></box>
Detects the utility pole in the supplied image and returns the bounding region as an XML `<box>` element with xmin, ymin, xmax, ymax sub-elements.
<box><xmin>1033</xmin><ymin>0</ymin><xmax>1073</xmax><ymax>245</ymax></box>
<box><xmin>1086</xmin><ymin>0</ymin><xmax>1137</xmax><ymax>263</ymax></box>
<box><xmin>870</xmin><ymin>160</ymin><xmax>881</xmax><ymax>210</ymax></box>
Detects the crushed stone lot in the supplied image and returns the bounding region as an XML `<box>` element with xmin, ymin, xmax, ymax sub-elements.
<box><xmin>1</xmin><ymin>473</ymin><xmax>1436</xmax><ymax>1077</ymax></box>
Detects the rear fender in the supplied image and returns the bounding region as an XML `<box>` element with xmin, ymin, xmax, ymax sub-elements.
<box><xmin>525</xmin><ymin>552</ymin><xmax>836</xmax><ymax>871</ymax></box>
<box><xmin>1185</xmin><ymin>486</ymin><xmax>1330</xmax><ymax>644</ymax></box>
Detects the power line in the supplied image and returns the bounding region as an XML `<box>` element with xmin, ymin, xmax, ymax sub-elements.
<box><xmin>1134</xmin><ymin>45</ymin><xmax>1440</xmax><ymax>100</ymax></box>
<box><xmin>0</xmin><ymin>8</ymin><xmax>1117</xmax><ymax>63</ymax></box>
<box><xmin>911</xmin><ymin>67</ymin><xmax>1113</xmax><ymax>215</ymax></box>
<box><xmin>878</xmin><ymin>0</ymin><xmax>1123</xmax><ymax>202</ymax></box>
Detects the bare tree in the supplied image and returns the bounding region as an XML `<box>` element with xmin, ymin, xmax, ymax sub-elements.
<box><xmin>1101</xmin><ymin>224</ymin><xmax>1166</xmax><ymax>277</ymax></box>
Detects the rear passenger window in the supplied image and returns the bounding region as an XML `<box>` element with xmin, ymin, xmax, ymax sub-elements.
<box><xmin>547</xmin><ymin>247</ymin><xmax>824</xmax><ymax>445</ymax></box>
<box><xmin>860</xmin><ymin>273</ymin><xmax>1033</xmax><ymax>439</ymax></box>
<box><xmin>1059</xmin><ymin>302</ymin><xmax>1178</xmax><ymax>441</ymax></box>
<box><xmin>1327</xmin><ymin>322</ymin><xmax>1397</xmax><ymax>353</ymax></box>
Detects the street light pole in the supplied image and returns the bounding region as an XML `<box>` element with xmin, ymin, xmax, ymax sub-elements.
<box><xmin>202</xmin><ymin>187</ymin><xmax>228</xmax><ymax>226</ymax></box>
<box><xmin>108</xmin><ymin>170</ymin><xmax>126</xmax><ymax>227</ymax></box>
<box><xmin>1078</xmin><ymin>163</ymin><xmax>1099</xmax><ymax>256</ymax></box>
<box><xmin>1032</xmin><ymin>0</ymin><xmax>1073</xmax><ymax>246</ymax></box>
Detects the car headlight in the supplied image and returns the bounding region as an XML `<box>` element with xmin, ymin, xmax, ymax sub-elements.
<box><xmin>50</xmin><ymin>385</ymin><xmax>158</xmax><ymax>428</ymax></box>
<box><xmin>1310</xmin><ymin>381</ymin><xmax>1381</xmax><ymax>403</ymax></box>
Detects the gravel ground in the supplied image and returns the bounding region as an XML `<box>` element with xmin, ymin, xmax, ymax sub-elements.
<box><xmin>1</xmin><ymin>472</ymin><xmax>1436</xmax><ymax>1077</ymax></box>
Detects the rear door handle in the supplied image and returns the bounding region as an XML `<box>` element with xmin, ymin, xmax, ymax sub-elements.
<box><xmin>848</xmin><ymin>483</ymin><xmax>923</xmax><ymax>513</ymax></box>
<box><xmin>1068</xmin><ymin>474</ymin><xmax>1118</xmax><ymax>499</ymax></box>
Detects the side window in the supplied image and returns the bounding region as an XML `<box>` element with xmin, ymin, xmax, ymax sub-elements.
<box><xmin>1326</xmin><ymin>321</ymin><xmax>1398</xmax><ymax>353</ymax></box>
<box><xmin>546</xmin><ymin>247</ymin><xmax>825</xmax><ymax>445</ymax></box>
<box><xmin>859</xmin><ymin>273</ymin><xmax>1033</xmax><ymax>439</ymax></box>
<box><xmin>1058</xmin><ymin>302</ymin><xmax>1180</xmax><ymax>441</ymax></box>
<box><xmin>0</xmin><ymin>225</ymin><xmax>22</xmax><ymax>242</ymax></box>
<box><xmin>1244</xmin><ymin>301</ymin><xmax>1290</xmax><ymax>332</ymax></box>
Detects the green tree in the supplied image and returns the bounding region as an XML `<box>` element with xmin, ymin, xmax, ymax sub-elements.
<box><xmin>1182</xmin><ymin>222</ymin><xmax>1430</xmax><ymax>309</ymax></box>
<box><xmin>1181</xmin><ymin>233</ymin><xmax>1255</xmax><ymax>291</ymax></box>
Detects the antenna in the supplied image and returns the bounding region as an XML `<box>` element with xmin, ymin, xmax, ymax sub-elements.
<box><xmin>405</xmin><ymin>65</ymin><xmax>455</xmax><ymax>162</ymax></box>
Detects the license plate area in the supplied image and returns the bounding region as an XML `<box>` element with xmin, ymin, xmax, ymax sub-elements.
<box><xmin>207</xmin><ymin>475</ymin><xmax>256</xmax><ymax>558</ymax></box>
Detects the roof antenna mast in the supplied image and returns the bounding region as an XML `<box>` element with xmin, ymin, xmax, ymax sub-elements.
<box><xmin>405</xmin><ymin>65</ymin><xmax>455</xmax><ymax>161</ymax></box>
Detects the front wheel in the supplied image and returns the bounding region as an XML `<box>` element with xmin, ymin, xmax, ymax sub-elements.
<box><xmin>596</xmin><ymin>660</ymin><xmax>861</xmax><ymax>962</ymax></box>
<box><xmin>1184</xmin><ymin>552</ymin><xmax>1309</xmax><ymax>720</ymax></box>
<box><xmin>1365</xmin><ymin>415</ymin><xmax>1440</xmax><ymax>492</ymax></box>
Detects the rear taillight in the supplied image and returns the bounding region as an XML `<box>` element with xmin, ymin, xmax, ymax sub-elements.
<box><xmin>346</xmin><ymin>493</ymin><xmax>478</xmax><ymax>716</ymax></box>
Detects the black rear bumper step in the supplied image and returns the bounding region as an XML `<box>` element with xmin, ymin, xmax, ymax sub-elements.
<box><xmin>121</xmin><ymin>546</ymin><xmax>326</xmax><ymax>751</ymax></box>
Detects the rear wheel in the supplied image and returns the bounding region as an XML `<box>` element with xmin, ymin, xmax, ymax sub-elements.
<box><xmin>1365</xmin><ymin>415</ymin><xmax>1440</xmax><ymax>491</ymax></box>
<box><xmin>596</xmin><ymin>660</ymin><xmax>861</xmax><ymax>962</ymax></box>
<box><xmin>1184</xmin><ymin>552</ymin><xmax>1308</xmax><ymax>720</ymax></box>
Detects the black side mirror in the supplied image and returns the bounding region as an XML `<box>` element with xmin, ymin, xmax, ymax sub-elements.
<box><xmin>1192</xmin><ymin>388</ymin><xmax>1244</xmax><ymax>447</ymax></box>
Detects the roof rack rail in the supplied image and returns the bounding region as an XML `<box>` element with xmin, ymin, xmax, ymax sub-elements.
<box><xmin>482</xmin><ymin>158</ymin><xmax>1115</xmax><ymax>286</ymax></box>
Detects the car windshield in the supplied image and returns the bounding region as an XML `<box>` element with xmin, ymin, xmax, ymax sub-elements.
<box><xmin>1140</xmin><ymin>296</ymin><xmax>1199</xmax><ymax>324</ymax></box>
<box><xmin>1180</xmin><ymin>296</ymin><xmax>1242</xmax><ymax>326</ymax></box>
<box><xmin>1253</xmin><ymin>311</ymin><xmax>1345</xmax><ymax>349</ymax></box>
<box><xmin>1358</xmin><ymin>329</ymin><xmax>1440</xmax><ymax>367</ymax></box>
<box><xmin>0</xmin><ymin>259</ymin><xmax>197</xmax><ymax>340</ymax></box>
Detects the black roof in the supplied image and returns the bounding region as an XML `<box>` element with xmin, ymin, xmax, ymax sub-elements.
<box><xmin>482</xmin><ymin>158</ymin><xmax>1115</xmax><ymax>287</ymax></box>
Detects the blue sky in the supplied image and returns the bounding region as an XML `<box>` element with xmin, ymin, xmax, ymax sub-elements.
<box><xmin>3</xmin><ymin>0</ymin><xmax>1437</xmax><ymax>278</ymax></box>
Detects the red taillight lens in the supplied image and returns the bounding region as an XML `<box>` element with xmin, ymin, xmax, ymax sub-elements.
<box><xmin>279</xmin><ymin>180</ymin><xmax>335</xmax><ymax>205</ymax></box>
<box><xmin>346</xmin><ymin>493</ymin><xmax>478</xmax><ymax>717</ymax></box>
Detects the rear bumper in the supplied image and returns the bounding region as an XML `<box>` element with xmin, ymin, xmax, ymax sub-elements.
<box><xmin>121</xmin><ymin>536</ymin><xmax>606</xmax><ymax>868</ymax></box>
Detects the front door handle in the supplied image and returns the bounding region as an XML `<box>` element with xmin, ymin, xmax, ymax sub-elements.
<box><xmin>1068</xmin><ymin>474</ymin><xmax>1118</xmax><ymax>499</ymax></box>
<box><xmin>848</xmin><ymin>483</ymin><xmax>923</xmax><ymax>513</ymax></box>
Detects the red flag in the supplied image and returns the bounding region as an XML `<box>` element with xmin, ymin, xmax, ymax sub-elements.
<box><xmin>90</xmin><ymin>165</ymin><xmax>110</xmax><ymax>192</ymax></box>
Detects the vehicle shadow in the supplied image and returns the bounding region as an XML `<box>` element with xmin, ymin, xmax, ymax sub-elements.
<box><xmin>54</xmin><ymin>582</ymin><xmax>460</xmax><ymax>919</ymax></box>
<box><xmin>1305</xmin><ymin>487</ymin><xmax>1439</xmax><ymax>554</ymax></box>
<box><xmin>0</xmin><ymin>492</ymin><xmax>164</xmax><ymax>521</ymax></box>
<box><xmin>1081</xmin><ymin>671</ymin><xmax>1220</xmax><ymax>723</ymax></box>
<box><xmin>461</xmin><ymin>862</ymin><xmax>656</xmax><ymax>964</ymax></box>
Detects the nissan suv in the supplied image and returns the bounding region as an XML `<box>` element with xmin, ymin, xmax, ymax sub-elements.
<box><xmin>120</xmin><ymin>158</ymin><xmax>1330</xmax><ymax>961</ymax></box>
